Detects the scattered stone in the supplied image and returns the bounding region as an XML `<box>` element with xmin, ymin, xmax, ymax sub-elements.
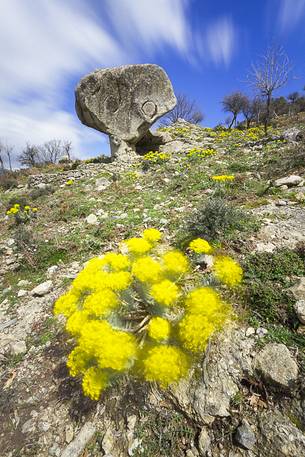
<box><xmin>61</xmin><ymin>422</ymin><xmax>96</xmax><ymax>457</ymax></box>
<box><xmin>65</xmin><ymin>424</ymin><xmax>74</xmax><ymax>444</ymax></box>
<box><xmin>294</xmin><ymin>299</ymin><xmax>305</xmax><ymax>324</ymax></box>
<box><xmin>254</xmin><ymin>343</ymin><xmax>298</xmax><ymax>389</ymax></box>
<box><xmin>95</xmin><ymin>177</ymin><xmax>111</xmax><ymax>191</ymax></box>
<box><xmin>75</xmin><ymin>64</ymin><xmax>176</xmax><ymax>161</ymax></box>
<box><xmin>274</xmin><ymin>175</ymin><xmax>304</xmax><ymax>188</ymax></box>
<box><xmin>47</xmin><ymin>265</ymin><xmax>59</xmax><ymax>276</ymax></box>
<box><xmin>0</xmin><ymin>318</ymin><xmax>17</xmax><ymax>331</ymax></box>
<box><xmin>295</xmin><ymin>192</ymin><xmax>305</xmax><ymax>202</ymax></box>
<box><xmin>31</xmin><ymin>280</ymin><xmax>53</xmax><ymax>297</ymax></box>
<box><xmin>256</xmin><ymin>327</ymin><xmax>268</xmax><ymax>337</ymax></box>
<box><xmin>9</xmin><ymin>340</ymin><xmax>27</xmax><ymax>355</ymax></box>
<box><xmin>283</xmin><ymin>127</ymin><xmax>304</xmax><ymax>142</ymax></box>
<box><xmin>198</xmin><ymin>427</ymin><xmax>211</xmax><ymax>455</ymax></box>
<box><xmin>276</xmin><ymin>199</ymin><xmax>287</xmax><ymax>206</ymax></box>
<box><xmin>234</xmin><ymin>420</ymin><xmax>256</xmax><ymax>450</ymax></box>
<box><xmin>7</xmin><ymin>238</ymin><xmax>15</xmax><ymax>246</ymax></box>
<box><xmin>17</xmin><ymin>289</ymin><xmax>27</xmax><ymax>298</ymax></box>
<box><xmin>17</xmin><ymin>279</ymin><xmax>30</xmax><ymax>288</ymax></box>
<box><xmin>86</xmin><ymin>213</ymin><xmax>98</xmax><ymax>225</ymax></box>
<box><xmin>245</xmin><ymin>327</ymin><xmax>256</xmax><ymax>337</ymax></box>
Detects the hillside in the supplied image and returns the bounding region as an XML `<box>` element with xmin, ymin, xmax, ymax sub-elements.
<box><xmin>0</xmin><ymin>114</ymin><xmax>305</xmax><ymax>457</ymax></box>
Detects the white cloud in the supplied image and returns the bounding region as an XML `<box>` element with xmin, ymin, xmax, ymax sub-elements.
<box><xmin>103</xmin><ymin>0</ymin><xmax>190</xmax><ymax>55</ymax></box>
<box><xmin>204</xmin><ymin>17</ymin><xmax>237</xmax><ymax>66</ymax></box>
<box><xmin>0</xmin><ymin>98</ymin><xmax>108</xmax><ymax>167</ymax></box>
<box><xmin>0</xmin><ymin>0</ymin><xmax>234</xmax><ymax>165</ymax></box>
<box><xmin>278</xmin><ymin>0</ymin><xmax>305</xmax><ymax>30</ymax></box>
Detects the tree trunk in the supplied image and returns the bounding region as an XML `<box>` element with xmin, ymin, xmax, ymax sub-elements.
<box><xmin>264</xmin><ymin>94</ymin><xmax>271</xmax><ymax>135</ymax></box>
<box><xmin>7</xmin><ymin>152</ymin><xmax>12</xmax><ymax>171</ymax></box>
<box><xmin>228</xmin><ymin>115</ymin><xmax>236</xmax><ymax>129</ymax></box>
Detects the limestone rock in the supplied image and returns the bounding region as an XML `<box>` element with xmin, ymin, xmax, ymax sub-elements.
<box><xmin>31</xmin><ymin>280</ymin><xmax>53</xmax><ymax>297</ymax></box>
<box><xmin>274</xmin><ymin>175</ymin><xmax>304</xmax><ymax>187</ymax></box>
<box><xmin>258</xmin><ymin>411</ymin><xmax>305</xmax><ymax>457</ymax></box>
<box><xmin>61</xmin><ymin>422</ymin><xmax>96</xmax><ymax>457</ymax></box>
<box><xmin>234</xmin><ymin>420</ymin><xmax>256</xmax><ymax>450</ymax></box>
<box><xmin>9</xmin><ymin>339</ymin><xmax>26</xmax><ymax>355</ymax></box>
<box><xmin>86</xmin><ymin>213</ymin><xmax>98</xmax><ymax>225</ymax></box>
<box><xmin>75</xmin><ymin>64</ymin><xmax>176</xmax><ymax>161</ymax></box>
<box><xmin>254</xmin><ymin>343</ymin><xmax>298</xmax><ymax>389</ymax></box>
<box><xmin>294</xmin><ymin>299</ymin><xmax>305</xmax><ymax>324</ymax></box>
<box><xmin>95</xmin><ymin>177</ymin><xmax>111</xmax><ymax>191</ymax></box>
<box><xmin>283</xmin><ymin>127</ymin><xmax>304</xmax><ymax>142</ymax></box>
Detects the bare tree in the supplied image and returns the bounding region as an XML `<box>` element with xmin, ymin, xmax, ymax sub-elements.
<box><xmin>248</xmin><ymin>45</ymin><xmax>291</xmax><ymax>133</ymax></box>
<box><xmin>0</xmin><ymin>141</ymin><xmax>5</xmax><ymax>172</ymax></box>
<box><xmin>160</xmin><ymin>94</ymin><xmax>204</xmax><ymax>126</ymax></box>
<box><xmin>19</xmin><ymin>143</ymin><xmax>40</xmax><ymax>167</ymax></box>
<box><xmin>39</xmin><ymin>139</ymin><xmax>62</xmax><ymax>164</ymax></box>
<box><xmin>222</xmin><ymin>92</ymin><xmax>247</xmax><ymax>128</ymax></box>
<box><xmin>62</xmin><ymin>140</ymin><xmax>72</xmax><ymax>160</ymax></box>
<box><xmin>4</xmin><ymin>144</ymin><xmax>13</xmax><ymax>171</ymax></box>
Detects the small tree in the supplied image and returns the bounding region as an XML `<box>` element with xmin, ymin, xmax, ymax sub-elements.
<box><xmin>39</xmin><ymin>139</ymin><xmax>62</xmax><ymax>164</ymax></box>
<box><xmin>62</xmin><ymin>140</ymin><xmax>72</xmax><ymax>160</ymax></box>
<box><xmin>222</xmin><ymin>92</ymin><xmax>248</xmax><ymax>128</ymax></box>
<box><xmin>19</xmin><ymin>143</ymin><xmax>40</xmax><ymax>168</ymax></box>
<box><xmin>4</xmin><ymin>144</ymin><xmax>13</xmax><ymax>171</ymax></box>
<box><xmin>249</xmin><ymin>45</ymin><xmax>291</xmax><ymax>133</ymax></box>
<box><xmin>160</xmin><ymin>94</ymin><xmax>204</xmax><ymax>126</ymax></box>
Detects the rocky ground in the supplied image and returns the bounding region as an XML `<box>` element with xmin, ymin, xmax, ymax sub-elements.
<box><xmin>0</xmin><ymin>115</ymin><xmax>304</xmax><ymax>456</ymax></box>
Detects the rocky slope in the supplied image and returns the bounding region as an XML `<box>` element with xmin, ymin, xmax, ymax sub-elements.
<box><xmin>0</xmin><ymin>115</ymin><xmax>304</xmax><ymax>457</ymax></box>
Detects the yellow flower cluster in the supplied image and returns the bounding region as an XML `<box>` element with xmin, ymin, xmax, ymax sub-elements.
<box><xmin>6</xmin><ymin>203</ymin><xmax>38</xmax><ymax>216</ymax></box>
<box><xmin>213</xmin><ymin>256</ymin><xmax>243</xmax><ymax>287</ymax></box>
<box><xmin>189</xmin><ymin>238</ymin><xmax>213</xmax><ymax>254</ymax></box>
<box><xmin>142</xmin><ymin>151</ymin><xmax>170</xmax><ymax>164</ymax></box>
<box><xmin>211</xmin><ymin>175</ymin><xmax>235</xmax><ymax>182</ymax></box>
<box><xmin>186</xmin><ymin>148</ymin><xmax>215</xmax><ymax>160</ymax></box>
<box><xmin>66</xmin><ymin>179</ymin><xmax>74</xmax><ymax>186</ymax></box>
<box><xmin>54</xmin><ymin>229</ymin><xmax>241</xmax><ymax>399</ymax></box>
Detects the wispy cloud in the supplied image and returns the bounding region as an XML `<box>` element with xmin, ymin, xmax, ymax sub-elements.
<box><xmin>103</xmin><ymin>0</ymin><xmax>190</xmax><ymax>55</ymax></box>
<box><xmin>195</xmin><ymin>17</ymin><xmax>237</xmax><ymax>67</ymax></box>
<box><xmin>206</xmin><ymin>17</ymin><xmax>237</xmax><ymax>66</ymax></box>
<box><xmin>278</xmin><ymin>0</ymin><xmax>305</xmax><ymax>30</ymax></box>
<box><xmin>0</xmin><ymin>0</ymin><xmax>234</xmax><ymax>164</ymax></box>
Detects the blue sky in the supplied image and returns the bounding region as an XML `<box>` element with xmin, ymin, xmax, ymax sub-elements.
<box><xmin>1</xmin><ymin>0</ymin><xmax>305</xmax><ymax>162</ymax></box>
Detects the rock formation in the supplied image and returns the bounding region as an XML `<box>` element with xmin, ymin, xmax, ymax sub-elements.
<box><xmin>75</xmin><ymin>64</ymin><xmax>176</xmax><ymax>161</ymax></box>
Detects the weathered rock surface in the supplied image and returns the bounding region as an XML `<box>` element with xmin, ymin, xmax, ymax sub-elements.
<box><xmin>258</xmin><ymin>411</ymin><xmax>305</xmax><ymax>457</ymax></box>
<box><xmin>61</xmin><ymin>422</ymin><xmax>96</xmax><ymax>457</ymax></box>
<box><xmin>167</xmin><ymin>327</ymin><xmax>255</xmax><ymax>424</ymax></box>
<box><xmin>254</xmin><ymin>343</ymin><xmax>298</xmax><ymax>390</ymax></box>
<box><xmin>31</xmin><ymin>280</ymin><xmax>53</xmax><ymax>297</ymax></box>
<box><xmin>234</xmin><ymin>420</ymin><xmax>256</xmax><ymax>450</ymax></box>
<box><xmin>283</xmin><ymin>127</ymin><xmax>304</xmax><ymax>142</ymax></box>
<box><xmin>294</xmin><ymin>299</ymin><xmax>305</xmax><ymax>324</ymax></box>
<box><xmin>274</xmin><ymin>175</ymin><xmax>304</xmax><ymax>187</ymax></box>
<box><xmin>75</xmin><ymin>64</ymin><xmax>176</xmax><ymax>161</ymax></box>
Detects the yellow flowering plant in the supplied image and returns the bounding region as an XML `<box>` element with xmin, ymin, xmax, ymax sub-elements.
<box><xmin>6</xmin><ymin>203</ymin><xmax>38</xmax><ymax>224</ymax></box>
<box><xmin>211</xmin><ymin>175</ymin><xmax>235</xmax><ymax>182</ymax></box>
<box><xmin>54</xmin><ymin>230</ymin><xmax>242</xmax><ymax>400</ymax></box>
<box><xmin>142</xmin><ymin>151</ymin><xmax>170</xmax><ymax>165</ymax></box>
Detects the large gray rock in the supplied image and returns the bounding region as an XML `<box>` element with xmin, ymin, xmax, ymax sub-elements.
<box><xmin>75</xmin><ymin>64</ymin><xmax>176</xmax><ymax>161</ymax></box>
<box><xmin>254</xmin><ymin>343</ymin><xmax>298</xmax><ymax>390</ymax></box>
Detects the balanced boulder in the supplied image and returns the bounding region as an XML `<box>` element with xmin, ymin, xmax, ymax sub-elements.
<box><xmin>75</xmin><ymin>64</ymin><xmax>176</xmax><ymax>161</ymax></box>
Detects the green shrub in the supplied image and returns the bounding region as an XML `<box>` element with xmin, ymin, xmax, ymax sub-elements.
<box><xmin>185</xmin><ymin>197</ymin><xmax>254</xmax><ymax>242</ymax></box>
<box><xmin>29</xmin><ymin>185</ymin><xmax>55</xmax><ymax>200</ymax></box>
<box><xmin>0</xmin><ymin>173</ymin><xmax>18</xmax><ymax>190</ymax></box>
